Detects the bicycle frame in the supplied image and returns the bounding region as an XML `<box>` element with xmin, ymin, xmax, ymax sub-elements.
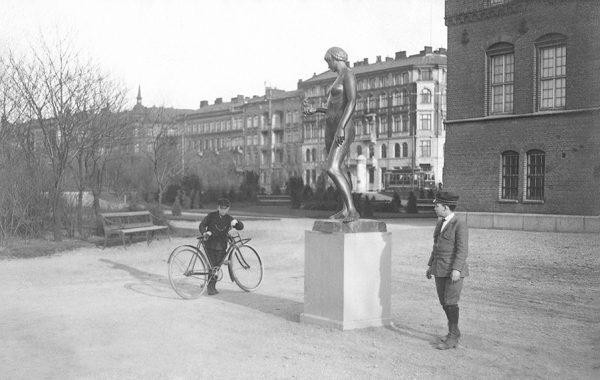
<box><xmin>197</xmin><ymin>231</ymin><xmax>253</xmax><ymax>282</ymax></box>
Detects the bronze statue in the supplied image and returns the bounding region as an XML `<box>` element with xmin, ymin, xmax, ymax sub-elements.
<box><xmin>303</xmin><ymin>47</ymin><xmax>360</xmax><ymax>222</ymax></box>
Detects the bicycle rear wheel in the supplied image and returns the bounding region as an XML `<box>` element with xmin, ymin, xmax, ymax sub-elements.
<box><xmin>168</xmin><ymin>246</ymin><xmax>209</xmax><ymax>299</ymax></box>
<box><xmin>229</xmin><ymin>245</ymin><xmax>263</xmax><ymax>292</ymax></box>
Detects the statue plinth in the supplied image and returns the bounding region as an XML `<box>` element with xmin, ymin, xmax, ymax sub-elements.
<box><xmin>312</xmin><ymin>219</ymin><xmax>387</xmax><ymax>233</ymax></box>
<box><xmin>300</xmin><ymin>219</ymin><xmax>392</xmax><ymax>330</ymax></box>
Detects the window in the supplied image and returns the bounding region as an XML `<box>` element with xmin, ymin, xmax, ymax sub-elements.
<box><xmin>402</xmin><ymin>142</ymin><xmax>408</xmax><ymax>158</ymax></box>
<box><xmin>311</xmin><ymin>148</ymin><xmax>317</xmax><ymax>162</ymax></box>
<box><xmin>489</xmin><ymin>43</ymin><xmax>514</xmax><ymax>114</ymax></box>
<box><xmin>526</xmin><ymin>150</ymin><xmax>545</xmax><ymax>201</ymax></box>
<box><xmin>392</xmin><ymin>92</ymin><xmax>401</xmax><ymax>106</ymax></box>
<box><xmin>420</xmin><ymin>114</ymin><xmax>432</xmax><ymax>130</ymax></box>
<box><xmin>538</xmin><ymin>43</ymin><xmax>566</xmax><ymax>110</ymax></box>
<box><xmin>420</xmin><ymin>69</ymin><xmax>432</xmax><ymax>81</ymax></box>
<box><xmin>369</xmin><ymin>145</ymin><xmax>374</xmax><ymax>158</ymax></box>
<box><xmin>402</xmin><ymin>72</ymin><xmax>409</xmax><ymax>84</ymax></box>
<box><xmin>419</xmin><ymin>140</ymin><xmax>431</xmax><ymax>157</ymax></box>
<box><xmin>380</xmin><ymin>117</ymin><xmax>388</xmax><ymax>134</ymax></box>
<box><xmin>356</xmin><ymin>145</ymin><xmax>362</xmax><ymax>156</ymax></box>
<box><xmin>368</xmin><ymin>95</ymin><xmax>376</xmax><ymax>111</ymax></box>
<box><xmin>369</xmin><ymin>167</ymin><xmax>374</xmax><ymax>184</ymax></box>
<box><xmin>381</xmin><ymin>144</ymin><xmax>387</xmax><ymax>158</ymax></box>
<box><xmin>392</xmin><ymin>115</ymin><xmax>401</xmax><ymax>133</ymax></box>
<box><xmin>402</xmin><ymin>114</ymin><xmax>409</xmax><ymax>132</ymax></box>
<box><xmin>400</xmin><ymin>89</ymin><xmax>408</xmax><ymax>105</ymax></box>
<box><xmin>379</xmin><ymin>93</ymin><xmax>388</xmax><ymax>108</ymax></box>
<box><xmin>421</xmin><ymin>89</ymin><xmax>432</xmax><ymax>104</ymax></box>
<box><xmin>501</xmin><ymin>151</ymin><xmax>519</xmax><ymax>200</ymax></box>
<box><xmin>394</xmin><ymin>143</ymin><xmax>400</xmax><ymax>158</ymax></box>
<box><xmin>305</xmin><ymin>149</ymin><xmax>310</xmax><ymax>162</ymax></box>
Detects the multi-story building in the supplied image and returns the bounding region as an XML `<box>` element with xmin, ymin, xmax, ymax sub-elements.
<box><xmin>177</xmin><ymin>87</ymin><xmax>303</xmax><ymax>192</ymax></box>
<box><xmin>298</xmin><ymin>47</ymin><xmax>447</xmax><ymax>194</ymax></box>
<box><xmin>444</xmin><ymin>0</ymin><xmax>600</xmax><ymax>216</ymax></box>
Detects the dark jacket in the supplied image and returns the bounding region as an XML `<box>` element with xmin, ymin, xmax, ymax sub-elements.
<box><xmin>199</xmin><ymin>211</ymin><xmax>244</xmax><ymax>251</ymax></box>
<box><xmin>428</xmin><ymin>215</ymin><xmax>469</xmax><ymax>277</ymax></box>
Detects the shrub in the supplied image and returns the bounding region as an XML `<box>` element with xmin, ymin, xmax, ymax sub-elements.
<box><xmin>288</xmin><ymin>177</ymin><xmax>304</xmax><ymax>209</ymax></box>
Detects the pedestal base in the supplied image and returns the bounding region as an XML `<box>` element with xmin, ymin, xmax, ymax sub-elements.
<box><xmin>300</xmin><ymin>219</ymin><xmax>392</xmax><ymax>330</ymax></box>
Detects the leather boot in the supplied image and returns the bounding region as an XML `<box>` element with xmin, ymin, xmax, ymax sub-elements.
<box><xmin>207</xmin><ymin>279</ymin><xmax>218</xmax><ymax>295</ymax></box>
<box><xmin>437</xmin><ymin>324</ymin><xmax>459</xmax><ymax>349</ymax></box>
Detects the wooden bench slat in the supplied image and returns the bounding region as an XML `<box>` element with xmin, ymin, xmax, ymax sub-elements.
<box><xmin>121</xmin><ymin>225</ymin><xmax>168</xmax><ymax>234</ymax></box>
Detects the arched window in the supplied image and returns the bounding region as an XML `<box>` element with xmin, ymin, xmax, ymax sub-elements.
<box><xmin>305</xmin><ymin>149</ymin><xmax>310</xmax><ymax>162</ymax></box>
<box><xmin>526</xmin><ymin>150</ymin><xmax>545</xmax><ymax>200</ymax></box>
<box><xmin>369</xmin><ymin>145</ymin><xmax>374</xmax><ymax>158</ymax></box>
<box><xmin>311</xmin><ymin>148</ymin><xmax>317</xmax><ymax>162</ymax></box>
<box><xmin>381</xmin><ymin>144</ymin><xmax>387</xmax><ymax>158</ymax></box>
<box><xmin>501</xmin><ymin>150</ymin><xmax>519</xmax><ymax>200</ymax></box>
<box><xmin>357</xmin><ymin>145</ymin><xmax>363</xmax><ymax>156</ymax></box>
<box><xmin>402</xmin><ymin>143</ymin><xmax>408</xmax><ymax>157</ymax></box>
<box><xmin>421</xmin><ymin>88</ymin><xmax>432</xmax><ymax>103</ymax></box>
<box><xmin>394</xmin><ymin>143</ymin><xmax>401</xmax><ymax>157</ymax></box>
<box><xmin>368</xmin><ymin>95</ymin><xmax>377</xmax><ymax>111</ymax></box>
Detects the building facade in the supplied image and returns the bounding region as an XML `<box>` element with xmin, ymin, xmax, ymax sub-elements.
<box><xmin>176</xmin><ymin>88</ymin><xmax>303</xmax><ymax>193</ymax></box>
<box><xmin>298</xmin><ymin>47</ymin><xmax>447</xmax><ymax>194</ymax></box>
<box><xmin>444</xmin><ymin>0</ymin><xmax>600</xmax><ymax>215</ymax></box>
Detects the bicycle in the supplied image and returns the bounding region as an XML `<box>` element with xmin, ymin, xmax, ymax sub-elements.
<box><xmin>167</xmin><ymin>231</ymin><xmax>263</xmax><ymax>299</ymax></box>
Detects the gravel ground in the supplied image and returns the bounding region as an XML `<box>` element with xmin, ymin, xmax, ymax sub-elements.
<box><xmin>1</xmin><ymin>217</ymin><xmax>598</xmax><ymax>379</ymax></box>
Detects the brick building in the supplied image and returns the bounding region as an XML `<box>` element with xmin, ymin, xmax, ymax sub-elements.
<box><xmin>444</xmin><ymin>0</ymin><xmax>600</xmax><ymax>216</ymax></box>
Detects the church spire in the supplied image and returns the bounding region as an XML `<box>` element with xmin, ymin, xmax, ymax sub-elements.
<box><xmin>136</xmin><ymin>85</ymin><xmax>142</xmax><ymax>106</ymax></box>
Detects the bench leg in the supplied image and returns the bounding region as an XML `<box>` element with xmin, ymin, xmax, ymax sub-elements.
<box><xmin>120</xmin><ymin>232</ymin><xmax>126</xmax><ymax>249</ymax></box>
<box><xmin>104</xmin><ymin>234</ymin><xmax>108</xmax><ymax>249</ymax></box>
<box><xmin>146</xmin><ymin>231</ymin><xmax>152</xmax><ymax>246</ymax></box>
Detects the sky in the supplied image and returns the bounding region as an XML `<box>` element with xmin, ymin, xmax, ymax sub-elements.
<box><xmin>0</xmin><ymin>0</ymin><xmax>447</xmax><ymax>110</ymax></box>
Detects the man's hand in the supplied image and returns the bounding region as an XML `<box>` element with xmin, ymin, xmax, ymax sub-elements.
<box><xmin>425</xmin><ymin>267</ymin><xmax>432</xmax><ymax>279</ymax></box>
<box><xmin>451</xmin><ymin>269</ymin><xmax>461</xmax><ymax>282</ymax></box>
<box><xmin>203</xmin><ymin>231</ymin><xmax>212</xmax><ymax>239</ymax></box>
<box><xmin>231</xmin><ymin>219</ymin><xmax>238</xmax><ymax>227</ymax></box>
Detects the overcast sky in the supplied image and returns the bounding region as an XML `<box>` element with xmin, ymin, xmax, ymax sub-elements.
<box><xmin>0</xmin><ymin>0</ymin><xmax>447</xmax><ymax>110</ymax></box>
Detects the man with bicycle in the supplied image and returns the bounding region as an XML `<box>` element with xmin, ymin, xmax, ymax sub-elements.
<box><xmin>199</xmin><ymin>198</ymin><xmax>244</xmax><ymax>295</ymax></box>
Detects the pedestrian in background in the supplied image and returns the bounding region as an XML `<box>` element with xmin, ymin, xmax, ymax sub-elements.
<box><xmin>426</xmin><ymin>191</ymin><xmax>469</xmax><ymax>349</ymax></box>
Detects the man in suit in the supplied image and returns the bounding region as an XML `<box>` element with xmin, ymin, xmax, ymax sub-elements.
<box><xmin>426</xmin><ymin>191</ymin><xmax>469</xmax><ymax>350</ymax></box>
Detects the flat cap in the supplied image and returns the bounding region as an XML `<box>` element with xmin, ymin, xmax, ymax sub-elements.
<box><xmin>433</xmin><ymin>191</ymin><xmax>459</xmax><ymax>206</ymax></box>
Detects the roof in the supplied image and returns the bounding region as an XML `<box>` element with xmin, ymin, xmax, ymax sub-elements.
<box><xmin>302</xmin><ymin>53</ymin><xmax>447</xmax><ymax>84</ymax></box>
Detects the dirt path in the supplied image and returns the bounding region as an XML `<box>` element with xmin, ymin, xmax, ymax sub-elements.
<box><xmin>1</xmin><ymin>218</ymin><xmax>598</xmax><ymax>379</ymax></box>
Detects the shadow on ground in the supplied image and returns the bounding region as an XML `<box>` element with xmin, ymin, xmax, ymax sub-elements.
<box><xmin>99</xmin><ymin>258</ymin><xmax>302</xmax><ymax>321</ymax></box>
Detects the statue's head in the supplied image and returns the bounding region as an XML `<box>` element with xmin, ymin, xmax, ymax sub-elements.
<box><xmin>324</xmin><ymin>47</ymin><xmax>348</xmax><ymax>63</ymax></box>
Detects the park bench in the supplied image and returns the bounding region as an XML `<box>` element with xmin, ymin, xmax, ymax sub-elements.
<box><xmin>100</xmin><ymin>211</ymin><xmax>169</xmax><ymax>248</ymax></box>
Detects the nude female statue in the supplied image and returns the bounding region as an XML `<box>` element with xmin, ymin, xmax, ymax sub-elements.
<box><xmin>303</xmin><ymin>47</ymin><xmax>360</xmax><ymax>222</ymax></box>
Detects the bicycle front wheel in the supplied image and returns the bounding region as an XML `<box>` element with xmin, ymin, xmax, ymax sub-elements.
<box><xmin>168</xmin><ymin>246</ymin><xmax>209</xmax><ymax>299</ymax></box>
<box><xmin>229</xmin><ymin>245</ymin><xmax>263</xmax><ymax>292</ymax></box>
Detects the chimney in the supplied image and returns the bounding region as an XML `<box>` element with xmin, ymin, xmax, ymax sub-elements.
<box><xmin>354</xmin><ymin>61</ymin><xmax>361</xmax><ymax>67</ymax></box>
<box><xmin>420</xmin><ymin>46</ymin><xmax>433</xmax><ymax>55</ymax></box>
<box><xmin>199</xmin><ymin>100</ymin><xmax>208</xmax><ymax>108</ymax></box>
<box><xmin>435</xmin><ymin>47</ymin><xmax>447</xmax><ymax>55</ymax></box>
<box><xmin>395</xmin><ymin>51</ymin><xmax>406</xmax><ymax>59</ymax></box>
<box><xmin>215</xmin><ymin>97</ymin><xmax>223</xmax><ymax>104</ymax></box>
<box><xmin>385</xmin><ymin>56</ymin><xmax>393</xmax><ymax>62</ymax></box>
<box><xmin>363</xmin><ymin>58</ymin><xmax>369</xmax><ymax>65</ymax></box>
<box><xmin>376</xmin><ymin>55</ymin><xmax>382</xmax><ymax>63</ymax></box>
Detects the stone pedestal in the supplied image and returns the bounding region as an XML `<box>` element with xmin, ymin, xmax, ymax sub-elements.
<box><xmin>300</xmin><ymin>219</ymin><xmax>391</xmax><ymax>330</ymax></box>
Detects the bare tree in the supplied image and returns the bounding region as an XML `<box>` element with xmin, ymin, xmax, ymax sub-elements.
<box><xmin>138</xmin><ymin>107</ymin><xmax>182</xmax><ymax>211</ymax></box>
<box><xmin>6</xmin><ymin>36</ymin><xmax>126</xmax><ymax>241</ymax></box>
